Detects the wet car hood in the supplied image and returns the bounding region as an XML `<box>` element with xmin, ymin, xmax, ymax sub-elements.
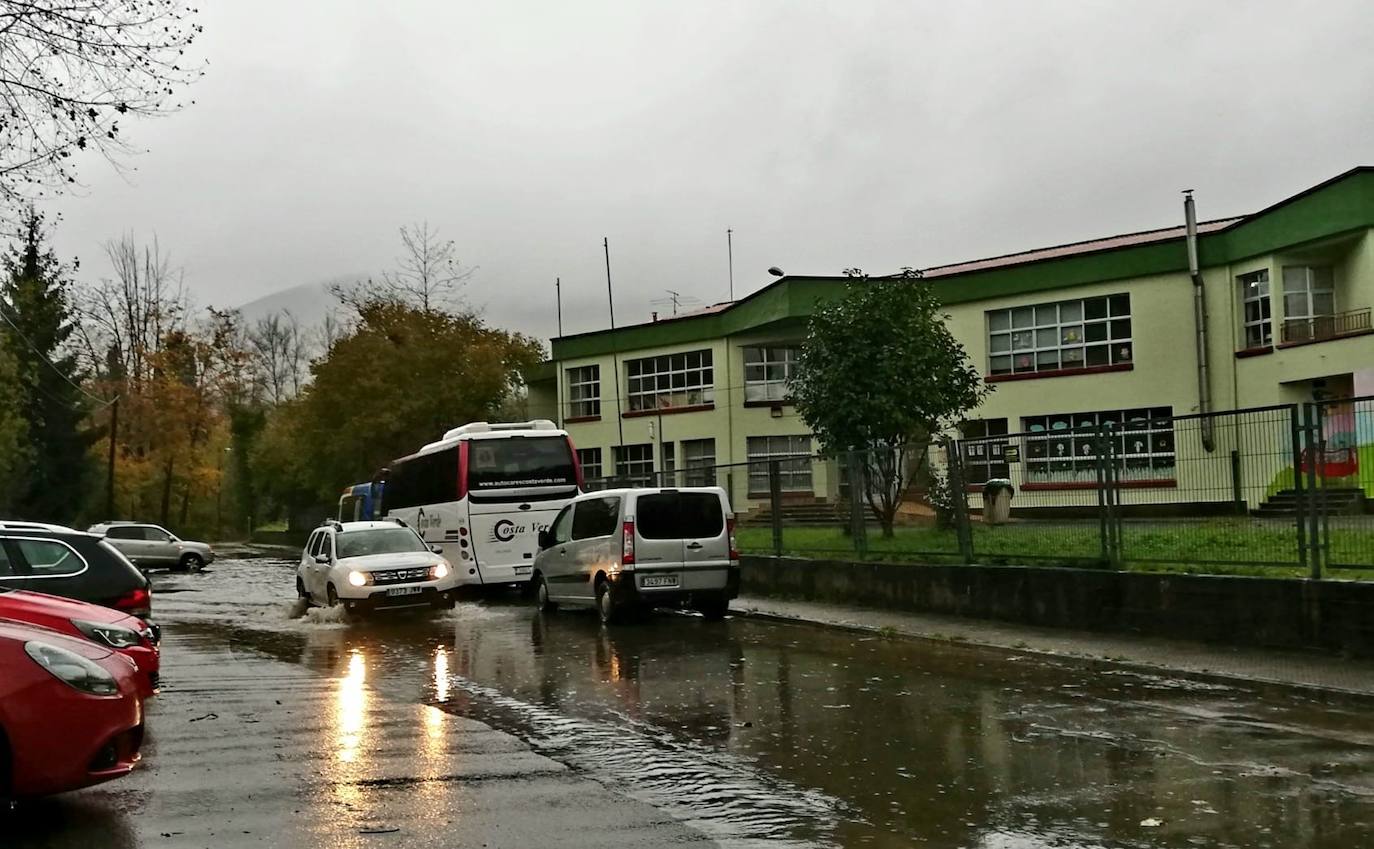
<box><xmin>338</xmin><ymin>552</ymin><xmax>439</xmax><ymax>571</ymax></box>
<box><xmin>0</xmin><ymin>588</ymin><xmax>141</xmax><ymax>628</ymax></box>
<box><xmin>0</xmin><ymin>617</ymin><xmax>116</xmax><ymax>660</ymax></box>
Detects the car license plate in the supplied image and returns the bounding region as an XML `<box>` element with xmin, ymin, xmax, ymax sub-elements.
<box><xmin>387</xmin><ymin>586</ymin><xmax>423</xmax><ymax>597</ymax></box>
<box><xmin>641</xmin><ymin>574</ymin><xmax>678</xmax><ymax>588</ymax></box>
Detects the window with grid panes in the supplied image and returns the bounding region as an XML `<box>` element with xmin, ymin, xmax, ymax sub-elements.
<box><xmin>682</xmin><ymin>438</ymin><xmax>716</xmax><ymax>486</ymax></box>
<box><xmin>743</xmin><ymin>346</ymin><xmax>799</xmax><ymax>402</ymax></box>
<box><xmin>1022</xmin><ymin>407</ymin><xmax>1174</xmax><ymax>485</ymax></box>
<box><xmin>1238</xmin><ymin>270</ymin><xmax>1272</xmax><ymax>348</ymax></box>
<box><xmin>987</xmin><ymin>294</ymin><xmax>1132</xmax><ymax>377</ymax></box>
<box><xmin>625</xmin><ymin>350</ymin><xmax>714</xmax><ymax>411</ymax></box>
<box><xmin>747</xmin><ymin>435</ymin><xmax>813</xmax><ymax>494</ymax></box>
<box><xmin>1281</xmin><ymin>266</ymin><xmax>1335</xmax><ymax>337</ymax></box>
<box><xmin>613</xmin><ymin>444</ymin><xmax>654</xmax><ymax>485</ymax></box>
<box><xmin>566</xmin><ymin>365</ymin><xmax>601</xmax><ymax>418</ymax></box>
<box><xmin>576</xmin><ymin>447</ymin><xmax>602</xmax><ymax>483</ymax></box>
<box><xmin>958</xmin><ymin>419</ymin><xmax>1010</xmax><ymax>484</ymax></box>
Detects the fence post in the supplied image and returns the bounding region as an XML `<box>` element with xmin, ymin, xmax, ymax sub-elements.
<box><xmin>944</xmin><ymin>438</ymin><xmax>974</xmax><ymax>564</ymax></box>
<box><xmin>1095</xmin><ymin>429</ymin><xmax>1111</xmax><ymax>567</ymax></box>
<box><xmin>769</xmin><ymin>459</ymin><xmax>783</xmax><ymax>558</ymax></box>
<box><xmin>1289</xmin><ymin>404</ymin><xmax>1309</xmax><ymax>572</ymax></box>
<box><xmin>1305</xmin><ymin>403</ymin><xmax>1326</xmax><ymax>579</ymax></box>
<box><xmin>1230</xmin><ymin>449</ymin><xmax>1244</xmax><ymax>515</ymax></box>
<box><xmin>847</xmin><ymin>450</ymin><xmax>868</xmax><ymax>558</ymax></box>
<box><xmin>1104</xmin><ymin>429</ymin><xmax>1122</xmax><ymax>569</ymax></box>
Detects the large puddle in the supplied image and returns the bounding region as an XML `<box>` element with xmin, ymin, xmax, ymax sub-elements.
<box><xmin>154</xmin><ymin>559</ymin><xmax>1374</xmax><ymax>848</ymax></box>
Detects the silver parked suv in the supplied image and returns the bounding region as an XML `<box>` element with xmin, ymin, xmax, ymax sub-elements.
<box><xmin>87</xmin><ymin>522</ymin><xmax>216</xmax><ymax>571</ymax></box>
<box><xmin>533</xmin><ymin>487</ymin><xmax>739</xmax><ymax>624</ymax></box>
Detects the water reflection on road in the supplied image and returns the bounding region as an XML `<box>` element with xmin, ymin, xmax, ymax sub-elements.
<box><xmin>165</xmin><ymin>560</ymin><xmax>1374</xmax><ymax>848</ymax></box>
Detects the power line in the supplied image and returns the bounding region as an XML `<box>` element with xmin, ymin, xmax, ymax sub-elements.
<box><xmin>0</xmin><ymin>302</ymin><xmax>117</xmax><ymax>408</ymax></box>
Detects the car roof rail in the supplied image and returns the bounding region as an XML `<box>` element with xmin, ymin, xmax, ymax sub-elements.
<box><xmin>387</xmin><ymin>516</ymin><xmax>408</xmax><ymax>527</ymax></box>
<box><xmin>321</xmin><ymin>518</ymin><xmax>343</xmax><ymax>531</ymax></box>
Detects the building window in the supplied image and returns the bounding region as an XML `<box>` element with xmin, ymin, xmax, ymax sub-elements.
<box><xmin>576</xmin><ymin>447</ymin><xmax>602</xmax><ymax>483</ymax></box>
<box><xmin>613</xmin><ymin>444</ymin><xmax>654</xmax><ymax>486</ymax></box>
<box><xmin>682</xmin><ymin>438</ymin><xmax>716</xmax><ymax>486</ymax></box>
<box><xmin>566</xmin><ymin>365</ymin><xmax>601</xmax><ymax>419</ymax></box>
<box><xmin>626</xmin><ymin>350</ymin><xmax>714</xmax><ymax>412</ymax></box>
<box><xmin>1282</xmin><ymin>265</ymin><xmax>1335</xmax><ymax>334</ymax></box>
<box><xmin>987</xmin><ymin>294</ymin><xmax>1132</xmax><ymax>376</ymax></box>
<box><xmin>959</xmin><ymin>418</ymin><xmax>1009</xmax><ymax>485</ymax></box>
<box><xmin>747</xmin><ymin>435</ymin><xmax>813</xmax><ymax>494</ymax></box>
<box><xmin>743</xmin><ymin>346</ymin><xmax>799</xmax><ymax>402</ymax></box>
<box><xmin>1239</xmin><ymin>270</ymin><xmax>1272</xmax><ymax>348</ymax></box>
<box><xmin>1023</xmin><ymin>407</ymin><xmax>1175</xmax><ymax>485</ymax></box>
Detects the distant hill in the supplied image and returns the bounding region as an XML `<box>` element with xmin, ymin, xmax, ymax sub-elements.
<box><xmin>234</xmin><ymin>276</ymin><xmax>364</xmax><ymax>326</ymax></box>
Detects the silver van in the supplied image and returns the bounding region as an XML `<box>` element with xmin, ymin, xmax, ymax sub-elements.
<box><xmin>533</xmin><ymin>487</ymin><xmax>739</xmax><ymax>624</ymax></box>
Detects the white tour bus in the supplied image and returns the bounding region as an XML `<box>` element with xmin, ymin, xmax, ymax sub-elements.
<box><xmin>379</xmin><ymin>420</ymin><xmax>582</xmax><ymax>588</ymax></box>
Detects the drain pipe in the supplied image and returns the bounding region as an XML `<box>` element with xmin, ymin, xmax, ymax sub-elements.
<box><xmin>1184</xmin><ymin>190</ymin><xmax>1215</xmax><ymax>452</ymax></box>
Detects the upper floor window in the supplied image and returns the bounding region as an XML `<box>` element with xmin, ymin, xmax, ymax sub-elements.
<box><xmin>566</xmin><ymin>365</ymin><xmax>601</xmax><ymax>419</ymax></box>
<box><xmin>743</xmin><ymin>346</ymin><xmax>799</xmax><ymax>402</ymax></box>
<box><xmin>1282</xmin><ymin>265</ymin><xmax>1335</xmax><ymax>323</ymax></box>
<box><xmin>626</xmin><ymin>350</ymin><xmax>713</xmax><ymax>412</ymax></box>
<box><xmin>1238</xmin><ymin>270</ymin><xmax>1272</xmax><ymax>348</ymax></box>
<box><xmin>987</xmin><ymin>294</ymin><xmax>1132</xmax><ymax>377</ymax></box>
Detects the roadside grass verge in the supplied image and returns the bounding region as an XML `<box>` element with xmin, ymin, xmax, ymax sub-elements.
<box><xmin>736</xmin><ymin>521</ymin><xmax>1374</xmax><ymax>580</ymax></box>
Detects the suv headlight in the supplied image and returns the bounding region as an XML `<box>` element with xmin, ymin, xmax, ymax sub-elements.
<box><xmin>347</xmin><ymin>570</ymin><xmax>370</xmax><ymax>587</ymax></box>
<box><xmin>429</xmin><ymin>562</ymin><xmax>449</xmax><ymax>580</ymax></box>
<box><xmin>72</xmin><ymin>620</ymin><xmax>144</xmax><ymax>649</ymax></box>
<box><xmin>24</xmin><ymin>641</ymin><xmax>119</xmax><ymax>695</ymax></box>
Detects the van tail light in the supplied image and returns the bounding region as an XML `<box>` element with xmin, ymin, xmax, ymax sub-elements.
<box><xmin>621</xmin><ymin>521</ymin><xmax>636</xmax><ymax>566</ymax></box>
<box><xmin>727</xmin><ymin>517</ymin><xmax>739</xmax><ymax>561</ymax></box>
<box><xmin>113</xmin><ymin>587</ymin><xmax>152</xmax><ymax>617</ymax></box>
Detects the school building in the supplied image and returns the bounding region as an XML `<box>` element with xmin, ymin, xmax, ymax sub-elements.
<box><xmin>525</xmin><ymin>166</ymin><xmax>1374</xmax><ymax>513</ymax></box>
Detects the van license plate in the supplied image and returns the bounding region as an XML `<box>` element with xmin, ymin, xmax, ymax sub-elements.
<box><xmin>387</xmin><ymin>586</ymin><xmax>423</xmax><ymax>597</ymax></box>
<box><xmin>641</xmin><ymin>575</ymin><xmax>678</xmax><ymax>588</ymax></box>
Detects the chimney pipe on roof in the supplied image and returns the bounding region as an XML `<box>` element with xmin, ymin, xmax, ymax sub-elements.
<box><xmin>1185</xmin><ymin>190</ymin><xmax>1215</xmax><ymax>452</ymax></box>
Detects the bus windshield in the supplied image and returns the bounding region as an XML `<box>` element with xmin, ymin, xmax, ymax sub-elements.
<box><xmin>466</xmin><ymin>436</ymin><xmax>577</xmax><ymax>490</ymax></box>
<box><xmin>336</xmin><ymin>528</ymin><xmax>428</xmax><ymax>558</ymax></box>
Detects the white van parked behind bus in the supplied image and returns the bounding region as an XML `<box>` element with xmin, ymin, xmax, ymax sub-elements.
<box><xmin>379</xmin><ymin>420</ymin><xmax>582</xmax><ymax>590</ymax></box>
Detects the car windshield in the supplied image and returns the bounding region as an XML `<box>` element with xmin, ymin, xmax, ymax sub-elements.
<box><xmin>335</xmin><ymin>528</ymin><xmax>427</xmax><ymax>559</ymax></box>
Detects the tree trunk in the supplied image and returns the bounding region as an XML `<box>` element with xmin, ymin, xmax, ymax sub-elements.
<box><xmin>159</xmin><ymin>454</ymin><xmax>175</xmax><ymax>526</ymax></box>
<box><xmin>178</xmin><ymin>481</ymin><xmax>192</xmax><ymax>527</ymax></box>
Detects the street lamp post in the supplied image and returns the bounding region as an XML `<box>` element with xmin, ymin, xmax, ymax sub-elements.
<box><xmin>217</xmin><ymin>446</ymin><xmax>231</xmax><ymax>540</ymax></box>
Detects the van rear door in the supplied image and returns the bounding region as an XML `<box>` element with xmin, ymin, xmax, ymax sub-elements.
<box><xmin>679</xmin><ymin>491</ymin><xmax>730</xmax><ymax>569</ymax></box>
<box><xmin>631</xmin><ymin>493</ymin><xmax>686</xmax><ymax>567</ymax></box>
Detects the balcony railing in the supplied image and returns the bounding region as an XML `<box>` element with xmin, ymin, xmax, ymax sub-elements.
<box><xmin>1281</xmin><ymin>307</ymin><xmax>1372</xmax><ymax>345</ymax></box>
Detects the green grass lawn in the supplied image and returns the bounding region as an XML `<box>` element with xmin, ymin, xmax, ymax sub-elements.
<box><xmin>737</xmin><ymin>519</ymin><xmax>1374</xmax><ymax>580</ymax></box>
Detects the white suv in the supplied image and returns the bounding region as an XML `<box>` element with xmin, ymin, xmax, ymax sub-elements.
<box><xmin>297</xmin><ymin>520</ymin><xmax>459</xmax><ymax>614</ymax></box>
<box><xmin>532</xmin><ymin>487</ymin><xmax>739</xmax><ymax>624</ymax></box>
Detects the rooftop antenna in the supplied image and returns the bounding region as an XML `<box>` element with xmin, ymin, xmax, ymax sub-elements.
<box><xmin>651</xmin><ymin>289</ymin><xmax>701</xmax><ymax>317</ymax></box>
<box><xmin>727</xmin><ymin>228</ymin><xmax>735</xmax><ymax>301</ymax></box>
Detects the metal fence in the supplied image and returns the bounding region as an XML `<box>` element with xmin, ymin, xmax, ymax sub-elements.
<box><xmin>581</xmin><ymin>398</ymin><xmax>1374</xmax><ymax>577</ymax></box>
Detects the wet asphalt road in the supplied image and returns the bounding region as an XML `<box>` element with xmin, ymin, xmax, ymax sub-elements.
<box><xmin>9</xmin><ymin>558</ymin><xmax>1374</xmax><ymax>848</ymax></box>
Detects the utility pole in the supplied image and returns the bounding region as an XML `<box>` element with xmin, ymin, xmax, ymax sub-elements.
<box><xmin>604</xmin><ymin>238</ymin><xmax>625</xmax><ymax>452</ymax></box>
<box><xmin>554</xmin><ymin>277</ymin><xmax>564</xmax><ymax>427</ymax></box>
<box><xmin>555</xmin><ymin>277</ymin><xmax>563</xmax><ymax>337</ymax></box>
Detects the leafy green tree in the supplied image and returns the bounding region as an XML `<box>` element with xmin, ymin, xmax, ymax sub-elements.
<box><xmin>251</xmin><ymin>298</ymin><xmax>543</xmax><ymax>527</ymax></box>
<box><xmin>0</xmin><ymin>209</ymin><xmax>90</xmax><ymax>520</ymax></box>
<box><xmin>0</xmin><ymin>336</ymin><xmax>31</xmax><ymax>511</ymax></box>
<box><xmin>790</xmin><ymin>269</ymin><xmax>990</xmax><ymax>536</ymax></box>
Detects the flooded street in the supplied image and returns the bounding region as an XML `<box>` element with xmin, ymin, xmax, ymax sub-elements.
<box><xmin>21</xmin><ymin>556</ymin><xmax>1374</xmax><ymax>848</ymax></box>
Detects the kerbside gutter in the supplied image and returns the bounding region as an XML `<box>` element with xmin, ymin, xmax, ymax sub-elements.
<box><xmin>1184</xmin><ymin>190</ymin><xmax>1215</xmax><ymax>452</ymax></box>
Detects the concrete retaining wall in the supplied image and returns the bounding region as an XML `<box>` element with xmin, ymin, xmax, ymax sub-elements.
<box><xmin>741</xmin><ymin>556</ymin><xmax>1374</xmax><ymax>657</ymax></box>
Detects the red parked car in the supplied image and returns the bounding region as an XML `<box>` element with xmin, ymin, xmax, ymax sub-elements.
<box><xmin>0</xmin><ymin>588</ymin><xmax>160</xmax><ymax>699</ymax></box>
<box><xmin>0</xmin><ymin>619</ymin><xmax>144</xmax><ymax>801</ymax></box>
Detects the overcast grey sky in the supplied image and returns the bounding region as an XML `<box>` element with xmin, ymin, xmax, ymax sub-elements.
<box><xmin>48</xmin><ymin>0</ymin><xmax>1374</xmax><ymax>342</ymax></box>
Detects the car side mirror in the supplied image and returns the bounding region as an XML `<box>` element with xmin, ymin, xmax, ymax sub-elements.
<box><xmin>429</xmin><ymin>544</ymin><xmax>442</xmax><ymax>554</ymax></box>
<box><xmin>537</xmin><ymin>529</ymin><xmax>552</xmax><ymax>550</ymax></box>
<box><xmin>314</xmin><ymin>553</ymin><xmax>330</xmax><ymax>565</ymax></box>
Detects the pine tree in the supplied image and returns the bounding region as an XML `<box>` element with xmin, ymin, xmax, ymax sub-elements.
<box><xmin>0</xmin><ymin>209</ymin><xmax>89</xmax><ymax>520</ymax></box>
